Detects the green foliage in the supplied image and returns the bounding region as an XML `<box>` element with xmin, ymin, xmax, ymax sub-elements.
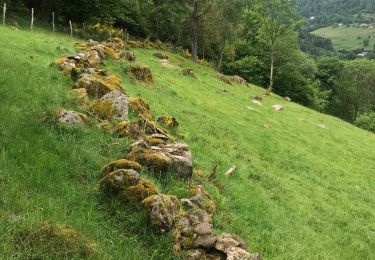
<box><xmin>355</xmin><ymin>112</ymin><xmax>375</xmax><ymax>132</ymax></box>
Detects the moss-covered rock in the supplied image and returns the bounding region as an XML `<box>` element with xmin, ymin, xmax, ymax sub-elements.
<box><xmin>101</xmin><ymin>159</ymin><xmax>143</xmax><ymax>179</ymax></box>
<box><xmin>91</xmin><ymin>90</ymin><xmax>129</xmax><ymax>121</ymax></box>
<box><xmin>130</xmin><ymin>65</ymin><xmax>153</xmax><ymax>83</ymax></box>
<box><xmin>69</xmin><ymin>88</ymin><xmax>89</xmax><ymax>106</ymax></box>
<box><xmin>100</xmin><ymin>169</ymin><xmax>140</xmax><ymax>193</ymax></box>
<box><xmin>55</xmin><ymin>109</ymin><xmax>89</xmax><ymax>127</ymax></box>
<box><xmin>91</xmin><ymin>99</ymin><xmax>116</xmax><ymax>119</ymax></box>
<box><xmin>157</xmin><ymin>115</ymin><xmax>179</xmax><ymax>128</ymax></box>
<box><xmin>129</xmin><ymin>98</ymin><xmax>153</xmax><ymax>120</ymax></box>
<box><xmin>74</xmin><ymin>74</ymin><xmax>122</xmax><ymax>98</ymax></box>
<box><xmin>15</xmin><ymin>221</ymin><xmax>97</xmax><ymax>259</ymax></box>
<box><xmin>142</xmin><ymin>194</ymin><xmax>182</xmax><ymax>233</ymax></box>
<box><xmin>182</xmin><ymin>185</ymin><xmax>216</xmax><ymax>215</ymax></box>
<box><xmin>99</xmin><ymin>121</ymin><xmax>113</xmax><ymax>133</ymax></box>
<box><xmin>120</xmin><ymin>179</ymin><xmax>159</xmax><ymax>202</ymax></box>
<box><xmin>232</xmin><ymin>75</ymin><xmax>247</xmax><ymax>85</ymax></box>
<box><xmin>113</xmin><ymin>121</ymin><xmax>143</xmax><ymax>140</ymax></box>
<box><xmin>153</xmin><ymin>52</ymin><xmax>169</xmax><ymax>60</ymax></box>
<box><xmin>184</xmin><ymin>249</ymin><xmax>225</xmax><ymax>260</ymax></box>
<box><xmin>173</xmin><ymin>207</ymin><xmax>217</xmax><ymax>252</ymax></box>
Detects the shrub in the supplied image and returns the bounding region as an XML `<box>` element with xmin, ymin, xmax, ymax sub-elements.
<box><xmin>355</xmin><ymin>113</ymin><xmax>375</xmax><ymax>133</ymax></box>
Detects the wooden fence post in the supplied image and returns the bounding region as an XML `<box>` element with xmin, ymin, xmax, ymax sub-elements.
<box><xmin>2</xmin><ymin>3</ymin><xmax>6</xmax><ymax>26</ymax></box>
<box><xmin>69</xmin><ymin>20</ymin><xmax>72</xmax><ymax>36</ymax></box>
<box><xmin>52</xmin><ymin>12</ymin><xmax>55</xmax><ymax>31</ymax></box>
<box><xmin>31</xmin><ymin>8</ymin><xmax>34</xmax><ymax>30</ymax></box>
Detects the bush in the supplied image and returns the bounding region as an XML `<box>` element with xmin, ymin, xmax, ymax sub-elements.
<box><xmin>355</xmin><ymin>113</ymin><xmax>375</xmax><ymax>133</ymax></box>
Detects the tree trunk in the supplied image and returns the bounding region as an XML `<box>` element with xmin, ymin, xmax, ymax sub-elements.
<box><xmin>191</xmin><ymin>1</ymin><xmax>198</xmax><ymax>62</ymax></box>
<box><xmin>268</xmin><ymin>44</ymin><xmax>275</xmax><ymax>93</ymax></box>
<box><xmin>217</xmin><ymin>38</ymin><xmax>226</xmax><ymax>72</ymax></box>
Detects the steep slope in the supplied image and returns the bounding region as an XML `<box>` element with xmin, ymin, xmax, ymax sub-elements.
<box><xmin>0</xmin><ymin>26</ymin><xmax>374</xmax><ymax>259</ymax></box>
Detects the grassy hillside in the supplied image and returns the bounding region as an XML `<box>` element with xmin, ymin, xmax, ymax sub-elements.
<box><xmin>313</xmin><ymin>25</ymin><xmax>375</xmax><ymax>50</ymax></box>
<box><xmin>0</xmin><ymin>26</ymin><xmax>374</xmax><ymax>259</ymax></box>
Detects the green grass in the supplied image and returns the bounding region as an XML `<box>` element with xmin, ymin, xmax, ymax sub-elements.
<box><xmin>1</xmin><ymin>26</ymin><xmax>375</xmax><ymax>259</ymax></box>
<box><xmin>313</xmin><ymin>25</ymin><xmax>375</xmax><ymax>50</ymax></box>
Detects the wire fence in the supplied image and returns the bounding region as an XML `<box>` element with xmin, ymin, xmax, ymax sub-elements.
<box><xmin>1</xmin><ymin>3</ymin><xmax>131</xmax><ymax>42</ymax></box>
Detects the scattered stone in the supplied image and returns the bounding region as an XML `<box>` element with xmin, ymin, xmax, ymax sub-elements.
<box><xmin>153</xmin><ymin>52</ymin><xmax>169</xmax><ymax>60</ymax></box>
<box><xmin>101</xmin><ymin>159</ymin><xmax>143</xmax><ymax>179</ymax></box>
<box><xmin>120</xmin><ymin>179</ymin><xmax>159</xmax><ymax>202</ymax></box>
<box><xmin>284</xmin><ymin>96</ymin><xmax>291</xmax><ymax>102</ymax></box>
<box><xmin>56</xmin><ymin>109</ymin><xmax>89</xmax><ymax>127</ymax></box>
<box><xmin>142</xmin><ymin>194</ymin><xmax>181</xmax><ymax>233</ymax></box>
<box><xmin>263</xmin><ymin>124</ymin><xmax>271</xmax><ymax>129</ymax></box>
<box><xmin>100</xmin><ymin>169</ymin><xmax>140</xmax><ymax>193</ymax></box>
<box><xmin>91</xmin><ymin>90</ymin><xmax>129</xmax><ymax>121</ymax></box>
<box><xmin>318</xmin><ymin>124</ymin><xmax>327</xmax><ymax>129</ymax></box>
<box><xmin>232</xmin><ymin>75</ymin><xmax>247</xmax><ymax>85</ymax></box>
<box><xmin>272</xmin><ymin>104</ymin><xmax>284</xmax><ymax>112</ymax></box>
<box><xmin>160</xmin><ymin>59</ymin><xmax>173</xmax><ymax>68</ymax></box>
<box><xmin>122</xmin><ymin>51</ymin><xmax>136</xmax><ymax>61</ymax></box>
<box><xmin>130</xmin><ymin>65</ymin><xmax>153</xmax><ymax>82</ymax></box>
<box><xmin>182</xmin><ymin>68</ymin><xmax>196</xmax><ymax>78</ymax></box>
<box><xmin>252</xmin><ymin>96</ymin><xmax>262</xmax><ymax>101</ymax></box>
<box><xmin>129</xmin><ymin>97</ymin><xmax>153</xmax><ymax>120</ymax></box>
<box><xmin>218</xmin><ymin>74</ymin><xmax>232</xmax><ymax>85</ymax></box>
<box><xmin>252</xmin><ymin>100</ymin><xmax>262</xmax><ymax>106</ymax></box>
<box><xmin>224</xmin><ymin>166</ymin><xmax>237</xmax><ymax>176</ymax></box>
<box><xmin>157</xmin><ymin>115</ymin><xmax>179</xmax><ymax>128</ymax></box>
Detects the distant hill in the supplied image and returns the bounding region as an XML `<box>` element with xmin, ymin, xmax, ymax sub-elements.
<box><xmin>295</xmin><ymin>0</ymin><xmax>375</xmax><ymax>28</ymax></box>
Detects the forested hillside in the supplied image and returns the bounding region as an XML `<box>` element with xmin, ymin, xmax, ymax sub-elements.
<box><xmin>295</xmin><ymin>0</ymin><xmax>375</xmax><ymax>28</ymax></box>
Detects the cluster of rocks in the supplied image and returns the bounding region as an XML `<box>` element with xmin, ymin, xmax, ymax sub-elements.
<box><xmin>54</xmin><ymin>37</ymin><xmax>261</xmax><ymax>259</ymax></box>
<box><xmin>219</xmin><ymin>74</ymin><xmax>248</xmax><ymax>85</ymax></box>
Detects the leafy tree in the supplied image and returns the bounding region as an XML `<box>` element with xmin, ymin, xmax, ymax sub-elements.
<box><xmin>247</xmin><ymin>0</ymin><xmax>301</xmax><ymax>93</ymax></box>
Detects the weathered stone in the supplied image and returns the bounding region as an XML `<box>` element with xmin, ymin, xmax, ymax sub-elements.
<box><xmin>185</xmin><ymin>249</ymin><xmax>225</xmax><ymax>260</ymax></box>
<box><xmin>272</xmin><ymin>104</ymin><xmax>284</xmax><ymax>112</ymax></box>
<box><xmin>126</xmin><ymin>142</ymin><xmax>193</xmax><ymax>178</ymax></box>
<box><xmin>226</xmin><ymin>247</ymin><xmax>252</xmax><ymax>260</ymax></box>
<box><xmin>215</xmin><ymin>233</ymin><xmax>247</xmax><ymax>254</ymax></box>
<box><xmin>120</xmin><ymin>179</ymin><xmax>159</xmax><ymax>202</ymax></box>
<box><xmin>129</xmin><ymin>98</ymin><xmax>153</xmax><ymax>120</ymax></box>
<box><xmin>157</xmin><ymin>115</ymin><xmax>179</xmax><ymax>128</ymax></box>
<box><xmin>174</xmin><ymin>208</ymin><xmax>216</xmax><ymax>252</ymax></box>
<box><xmin>91</xmin><ymin>90</ymin><xmax>129</xmax><ymax>121</ymax></box>
<box><xmin>74</xmin><ymin>74</ymin><xmax>122</xmax><ymax>98</ymax></box>
<box><xmin>182</xmin><ymin>68</ymin><xmax>196</xmax><ymax>78</ymax></box>
<box><xmin>218</xmin><ymin>74</ymin><xmax>232</xmax><ymax>85</ymax></box>
<box><xmin>69</xmin><ymin>88</ymin><xmax>89</xmax><ymax>106</ymax></box>
<box><xmin>153</xmin><ymin>52</ymin><xmax>169</xmax><ymax>60</ymax></box>
<box><xmin>182</xmin><ymin>185</ymin><xmax>216</xmax><ymax>214</ymax></box>
<box><xmin>232</xmin><ymin>75</ymin><xmax>247</xmax><ymax>85</ymax></box>
<box><xmin>56</xmin><ymin>109</ymin><xmax>89</xmax><ymax>127</ymax></box>
<box><xmin>101</xmin><ymin>159</ymin><xmax>143</xmax><ymax>179</ymax></box>
<box><xmin>100</xmin><ymin>169</ymin><xmax>140</xmax><ymax>193</ymax></box>
<box><xmin>142</xmin><ymin>194</ymin><xmax>181</xmax><ymax>233</ymax></box>
<box><xmin>113</xmin><ymin>121</ymin><xmax>143</xmax><ymax>140</ymax></box>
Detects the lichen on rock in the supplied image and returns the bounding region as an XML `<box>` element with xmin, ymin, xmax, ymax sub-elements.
<box><xmin>142</xmin><ymin>194</ymin><xmax>182</xmax><ymax>233</ymax></box>
<box><xmin>100</xmin><ymin>169</ymin><xmax>140</xmax><ymax>193</ymax></box>
<box><xmin>55</xmin><ymin>109</ymin><xmax>89</xmax><ymax>127</ymax></box>
<box><xmin>129</xmin><ymin>97</ymin><xmax>153</xmax><ymax>120</ymax></box>
<box><xmin>91</xmin><ymin>90</ymin><xmax>129</xmax><ymax>121</ymax></box>
<box><xmin>157</xmin><ymin>115</ymin><xmax>179</xmax><ymax>128</ymax></box>
<box><xmin>101</xmin><ymin>159</ymin><xmax>143</xmax><ymax>179</ymax></box>
<box><xmin>120</xmin><ymin>179</ymin><xmax>159</xmax><ymax>202</ymax></box>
